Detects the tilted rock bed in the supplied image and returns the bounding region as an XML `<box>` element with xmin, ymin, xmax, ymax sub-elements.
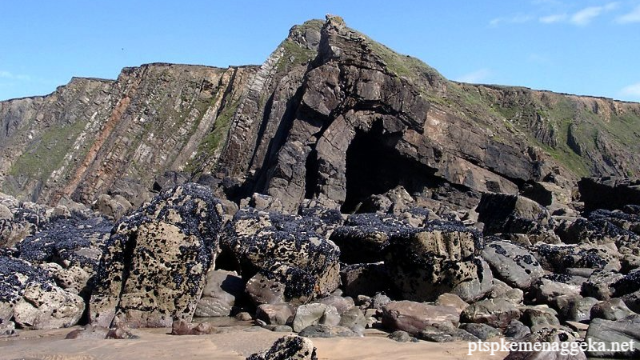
<box><xmin>1</xmin><ymin>177</ymin><xmax>640</xmax><ymax>358</ymax></box>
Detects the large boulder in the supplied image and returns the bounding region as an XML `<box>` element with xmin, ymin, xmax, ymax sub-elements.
<box><xmin>89</xmin><ymin>183</ymin><xmax>224</xmax><ymax>328</ymax></box>
<box><xmin>219</xmin><ymin>208</ymin><xmax>341</xmax><ymax>304</ymax></box>
<box><xmin>384</xmin><ymin>223</ymin><xmax>492</xmax><ymax>302</ymax></box>
<box><xmin>329</xmin><ymin>213</ymin><xmax>408</xmax><ymax>264</ymax></box>
<box><xmin>482</xmin><ymin>240</ymin><xmax>544</xmax><ymax>289</ymax></box>
<box><xmin>476</xmin><ymin>193</ymin><xmax>550</xmax><ymax>235</ymax></box>
<box><xmin>381</xmin><ymin>300</ymin><xmax>460</xmax><ymax>335</ymax></box>
<box><xmin>533</xmin><ymin>243</ymin><xmax>621</xmax><ymax>273</ymax></box>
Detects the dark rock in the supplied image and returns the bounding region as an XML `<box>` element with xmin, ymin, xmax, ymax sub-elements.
<box><xmin>219</xmin><ymin>208</ymin><xmax>340</xmax><ymax>304</ymax></box>
<box><xmin>388</xmin><ymin>330</ymin><xmax>415</xmax><ymax>342</ymax></box>
<box><xmin>482</xmin><ymin>240</ymin><xmax>544</xmax><ymax>289</ymax></box>
<box><xmin>384</xmin><ymin>224</ymin><xmax>491</xmax><ymax>302</ymax></box>
<box><xmin>476</xmin><ymin>193</ymin><xmax>550</xmax><ymax>235</ymax></box>
<box><xmin>90</xmin><ymin>183</ymin><xmax>224</xmax><ymax>328</ymax></box>
<box><xmin>298</xmin><ymin>324</ymin><xmax>358</xmax><ymax>338</ymax></box>
<box><xmin>381</xmin><ymin>300</ymin><xmax>460</xmax><ymax>336</ymax></box>
<box><xmin>562</xmin><ymin>297</ymin><xmax>598</xmax><ymax>322</ymax></box>
<box><xmin>246</xmin><ymin>335</ymin><xmax>318</xmax><ymax>360</ymax></box>
<box><xmin>418</xmin><ymin>322</ymin><xmax>479</xmax><ymax>342</ymax></box>
<box><xmin>533</xmin><ymin>243</ymin><xmax>621</xmax><ymax>273</ymax></box>
<box><xmin>460</xmin><ymin>323</ymin><xmax>501</xmax><ymax>341</ymax></box>
<box><xmin>339</xmin><ymin>262</ymin><xmax>393</xmax><ymax>297</ymax></box>
<box><xmin>329</xmin><ymin>213</ymin><xmax>407</xmax><ymax>264</ymax></box>
<box><xmin>579</xmin><ymin>177</ymin><xmax>640</xmax><ymax>212</ymax></box>
<box><xmin>521</xmin><ymin>307</ymin><xmax>561</xmax><ymax>332</ymax></box>
<box><xmin>504</xmin><ymin>319</ymin><xmax>531</xmax><ymax>340</ymax></box>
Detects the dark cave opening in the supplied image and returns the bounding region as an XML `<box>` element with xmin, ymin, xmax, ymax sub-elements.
<box><xmin>305</xmin><ymin>149</ymin><xmax>319</xmax><ymax>199</ymax></box>
<box><xmin>340</xmin><ymin>121</ymin><xmax>438</xmax><ymax>213</ymax></box>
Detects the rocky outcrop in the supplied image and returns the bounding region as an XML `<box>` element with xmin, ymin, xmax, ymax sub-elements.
<box><xmin>89</xmin><ymin>184</ymin><xmax>223</xmax><ymax>328</ymax></box>
<box><xmin>219</xmin><ymin>208</ymin><xmax>340</xmax><ymax>304</ymax></box>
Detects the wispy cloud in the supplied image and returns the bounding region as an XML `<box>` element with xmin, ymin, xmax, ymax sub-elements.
<box><xmin>616</xmin><ymin>4</ymin><xmax>640</xmax><ymax>24</ymax></box>
<box><xmin>0</xmin><ymin>70</ymin><xmax>32</xmax><ymax>82</ymax></box>
<box><xmin>528</xmin><ymin>53</ymin><xmax>553</xmax><ymax>65</ymax></box>
<box><xmin>539</xmin><ymin>13</ymin><xmax>568</xmax><ymax>23</ymax></box>
<box><xmin>455</xmin><ymin>69</ymin><xmax>492</xmax><ymax>84</ymax></box>
<box><xmin>620</xmin><ymin>82</ymin><xmax>640</xmax><ymax>99</ymax></box>
<box><xmin>490</xmin><ymin>14</ymin><xmax>534</xmax><ymax>27</ymax></box>
<box><xmin>570</xmin><ymin>2</ymin><xmax>619</xmax><ymax>26</ymax></box>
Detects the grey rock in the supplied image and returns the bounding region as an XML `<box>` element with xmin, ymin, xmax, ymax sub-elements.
<box><xmin>298</xmin><ymin>324</ymin><xmax>357</xmax><ymax>338</ymax></box>
<box><xmin>590</xmin><ymin>298</ymin><xmax>636</xmax><ymax>321</ymax></box>
<box><xmin>339</xmin><ymin>262</ymin><xmax>392</xmax><ymax>297</ymax></box>
<box><xmin>482</xmin><ymin>240</ymin><xmax>544</xmax><ymax>289</ymax></box>
<box><xmin>292</xmin><ymin>303</ymin><xmax>340</xmax><ymax>333</ymax></box>
<box><xmin>256</xmin><ymin>304</ymin><xmax>295</xmax><ymax>326</ymax></box>
<box><xmin>195</xmin><ymin>269</ymin><xmax>245</xmax><ymax>317</ymax></box>
<box><xmin>381</xmin><ymin>300</ymin><xmax>460</xmax><ymax>336</ymax></box>
<box><xmin>460</xmin><ymin>323</ymin><xmax>501</xmax><ymax>341</ymax></box>
<box><xmin>504</xmin><ymin>319</ymin><xmax>531</xmax><ymax>340</ymax></box>
<box><xmin>585</xmin><ymin>315</ymin><xmax>640</xmax><ymax>358</ymax></box>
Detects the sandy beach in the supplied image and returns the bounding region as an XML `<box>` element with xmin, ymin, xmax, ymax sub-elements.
<box><xmin>0</xmin><ymin>325</ymin><xmax>508</xmax><ymax>360</ymax></box>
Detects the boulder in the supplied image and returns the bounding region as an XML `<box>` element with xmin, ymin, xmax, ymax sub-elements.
<box><xmin>531</xmin><ymin>278</ymin><xmax>581</xmax><ymax>305</ymax></box>
<box><xmin>460</xmin><ymin>299</ymin><xmax>520</xmax><ymax>329</ymax></box>
<box><xmin>460</xmin><ymin>323</ymin><xmax>501</xmax><ymax>341</ymax></box>
<box><xmin>90</xmin><ymin>183</ymin><xmax>224</xmax><ymax>328</ymax></box>
<box><xmin>195</xmin><ymin>269</ymin><xmax>245</xmax><ymax>317</ymax></box>
<box><xmin>476</xmin><ymin>193</ymin><xmax>550</xmax><ymax>235</ymax></box>
<box><xmin>93</xmin><ymin>193</ymin><xmax>132</xmax><ymax>221</ymax></box>
<box><xmin>292</xmin><ymin>303</ymin><xmax>341</xmax><ymax>332</ymax></box>
<box><xmin>533</xmin><ymin>243</ymin><xmax>621</xmax><ymax>273</ymax></box>
<box><xmin>482</xmin><ymin>240</ymin><xmax>544</xmax><ymax>289</ymax></box>
<box><xmin>256</xmin><ymin>304</ymin><xmax>296</xmax><ymax>326</ymax></box>
<box><xmin>247</xmin><ymin>335</ymin><xmax>318</xmax><ymax>360</ymax></box>
<box><xmin>581</xmin><ymin>270</ymin><xmax>624</xmax><ymax>300</ymax></box>
<box><xmin>219</xmin><ymin>208</ymin><xmax>340</xmax><ymax>304</ymax></box>
<box><xmin>384</xmin><ymin>224</ymin><xmax>492</xmax><ymax>302</ymax></box>
<box><xmin>381</xmin><ymin>300</ymin><xmax>460</xmax><ymax>335</ymax></box>
<box><xmin>418</xmin><ymin>322</ymin><xmax>479</xmax><ymax>342</ymax></box>
<box><xmin>504</xmin><ymin>328</ymin><xmax>586</xmax><ymax>360</ymax></box>
<box><xmin>585</xmin><ymin>315</ymin><xmax>640</xmax><ymax>358</ymax></box>
<box><xmin>590</xmin><ymin>299</ymin><xmax>636</xmax><ymax>321</ymax></box>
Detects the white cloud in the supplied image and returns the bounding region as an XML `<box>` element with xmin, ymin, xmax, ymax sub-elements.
<box><xmin>570</xmin><ymin>2</ymin><xmax>619</xmax><ymax>26</ymax></box>
<box><xmin>616</xmin><ymin>4</ymin><xmax>640</xmax><ymax>23</ymax></box>
<box><xmin>455</xmin><ymin>69</ymin><xmax>492</xmax><ymax>84</ymax></box>
<box><xmin>0</xmin><ymin>70</ymin><xmax>31</xmax><ymax>81</ymax></box>
<box><xmin>539</xmin><ymin>13</ymin><xmax>567</xmax><ymax>23</ymax></box>
<box><xmin>490</xmin><ymin>14</ymin><xmax>534</xmax><ymax>26</ymax></box>
<box><xmin>620</xmin><ymin>82</ymin><xmax>640</xmax><ymax>99</ymax></box>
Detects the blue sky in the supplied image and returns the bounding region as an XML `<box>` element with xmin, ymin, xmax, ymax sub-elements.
<box><xmin>1</xmin><ymin>0</ymin><xmax>640</xmax><ymax>102</ymax></box>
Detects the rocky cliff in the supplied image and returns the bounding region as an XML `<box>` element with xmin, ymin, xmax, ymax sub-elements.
<box><xmin>2</xmin><ymin>16</ymin><xmax>639</xmax><ymax>213</ymax></box>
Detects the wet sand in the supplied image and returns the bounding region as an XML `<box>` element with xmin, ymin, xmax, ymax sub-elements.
<box><xmin>0</xmin><ymin>326</ymin><xmax>508</xmax><ymax>360</ymax></box>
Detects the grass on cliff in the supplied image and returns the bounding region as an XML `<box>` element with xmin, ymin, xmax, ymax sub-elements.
<box><xmin>9</xmin><ymin>119</ymin><xmax>88</xmax><ymax>183</ymax></box>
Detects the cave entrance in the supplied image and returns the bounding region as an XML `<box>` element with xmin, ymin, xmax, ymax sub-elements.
<box><xmin>340</xmin><ymin>121</ymin><xmax>437</xmax><ymax>213</ymax></box>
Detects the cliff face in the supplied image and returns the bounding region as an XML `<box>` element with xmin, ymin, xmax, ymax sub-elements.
<box><xmin>1</xmin><ymin>64</ymin><xmax>256</xmax><ymax>206</ymax></box>
<box><xmin>1</xmin><ymin>16</ymin><xmax>639</xmax><ymax>213</ymax></box>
